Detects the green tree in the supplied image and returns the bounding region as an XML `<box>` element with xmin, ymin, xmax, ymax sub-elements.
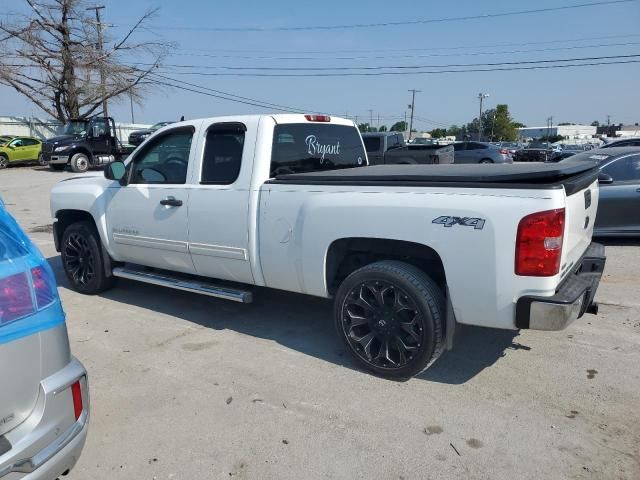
<box><xmin>390</xmin><ymin>121</ymin><xmax>407</xmax><ymax>132</ymax></box>
<box><xmin>430</xmin><ymin>128</ymin><xmax>447</xmax><ymax>138</ymax></box>
<box><xmin>490</xmin><ymin>104</ymin><xmax>519</xmax><ymax>141</ymax></box>
<box><xmin>358</xmin><ymin>123</ymin><xmax>372</xmax><ymax>133</ymax></box>
<box><xmin>446</xmin><ymin>125</ymin><xmax>462</xmax><ymax>138</ymax></box>
<box><xmin>591</xmin><ymin>121</ymin><xmax>600</xmax><ymax>127</ymax></box>
<box><xmin>378</xmin><ymin>125</ymin><xmax>388</xmax><ymax>132</ymax></box>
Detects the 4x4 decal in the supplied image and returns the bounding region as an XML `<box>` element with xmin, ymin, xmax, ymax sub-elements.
<box><xmin>432</xmin><ymin>216</ymin><xmax>486</xmax><ymax>230</ymax></box>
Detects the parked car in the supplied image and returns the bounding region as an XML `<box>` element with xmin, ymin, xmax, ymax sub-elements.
<box><xmin>0</xmin><ymin>136</ymin><xmax>42</xmax><ymax>169</ymax></box>
<box><xmin>362</xmin><ymin>132</ymin><xmax>454</xmax><ymax>164</ymax></box>
<box><xmin>514</xmin><ymin>148</ymin><xmax>553</xmax><ymax>162</ymax></box>
<box><xmin>496</xmin><ymin>142</ymin><xmax>523</xmax><ymax>156</ymax></box>
<box><xmin>561</xmin><ymin>147</ymin><xmax>640</xmax><ymax>236</ymax></box>
<box><xmin>601</xmin><ymin>137</ymin><xmax>640</xmax><ymax>148</ymax></box>
<box><xmin>128</xmin><ymin>121</ymin><xmax>175</xmax><ymax>146</ymax></box>
<box><xmin>40</xmin><ymin>116</ymin><xmax>136</xmax><ymax>172</ymax></box>
<box><xmin>50</xmin><ymin>114</ymin><xmax>605</xmax><ymax>379</ymax></box>
<box><xmin>548</xmin><ymin>151</ymin><xmax>578</xmax><ymax>162</ymax></box>
<box><xmin>0</xmin><ymin>198</ymin><xmax>88</xmax><ymax>477</ymax></box>
<box><xmin>453</xmin><ymin>141</ymin><xmax>513</xmax><ymax>163</ymax></box>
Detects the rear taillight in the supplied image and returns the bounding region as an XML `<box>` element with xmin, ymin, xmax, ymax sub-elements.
<box><xmin>515</xmin><ymin>208</ymin><xmax>565</xmax><ymax>276</ymax></box>
<box><xmin>500</xmin><ymin>148</ymin><xmax>509</xmax><ymax>155</ymax></box>
<box><xmin>304</xmin><ymin>114</ymin><xmax>331</xmax><ymax>122</ymax></box>
<box><xmin>71</xmin><ymin>380</ymin><xmax>83</xmax><ymax>420</ymax></box>
<box><xmin>31</xmin><ymin>266</ymin><xmax>57</xmax><ymax>309</ymax></box>
<box><xmin>0</xmin><ymin>272</ymin><xmax>34</xmax><ymax>324</ymax></box>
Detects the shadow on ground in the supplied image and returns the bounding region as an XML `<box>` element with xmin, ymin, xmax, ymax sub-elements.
<box><xmin>47</xmin><ymin>255</ymin><xmax>528</xmax><ymax>384</ymax></box>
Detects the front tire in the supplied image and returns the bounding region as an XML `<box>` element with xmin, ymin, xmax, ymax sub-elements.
<box><xmin>61</xmin><ymin>221</ymin><xmax>115</xmax><ymax>294</ymax></box>
<box><xmin>70</xmin><ymin>153</ymin><xmax>90</xmax><ymax>173</ymax></box>
<box><xmin>0</xmin><ymin>155</ymin><xmax>8</xmax><ymax>169</ymax></box>
<box><xmin>334</xmin><ymin>261</ymin><xmax>444</xmax><ymax>379</ymax></box>
<box><xmin>480</xmin><ymin>158</ymin><xmax>493</xmax><ymax>164</ymax></box>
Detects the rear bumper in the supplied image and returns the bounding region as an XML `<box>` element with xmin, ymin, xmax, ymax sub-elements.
<box><xmin>0</xmin><ymin>358</ymin><xmax>89</xmax><ymax>479</ymax></box>
<box><xmin>516</xmin><ymin>242</ymin><xmax>606</xmax><ymax>330</ymax></box>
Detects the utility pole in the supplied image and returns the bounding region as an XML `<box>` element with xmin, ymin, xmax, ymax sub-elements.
<box><xmin>477</xmin><ymin>93</ymin><xmax>489</xmax><ymax>141</ymax></box>
<box><xmin>408</xmin><ymin>89</ymin><xmax>421</xmax><ymax>140</ymax></box>
<box><xmin>129</xmin><ymin>89</ymin><xmax>135</xmax><ymax>123</ymax></box>
<box><xmin>547</xmin><ymin>116</ymin><xmax>553</xmax><ymax>140</ymax></box>
<box><xmin>368</xmin><ymin>109</ymin><xmax>374</xmax><ymax>132</ymax></box>
<box><xmin>377</xmin><ymin>112</ymin><xmax>380</xmax><ymax>129</ymax></box>
<box><xmin>86</xmin><ymin>5</ymin><xmax>107</xmax><ymax>118</ymax></box>
<box><xmin>607</xmin><ymin>115</ymin><xmax>611</xmax><ymax>126</ymax></box>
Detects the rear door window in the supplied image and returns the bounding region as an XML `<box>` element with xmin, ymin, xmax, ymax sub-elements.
<box><xmin>271</xmin><ymin>123</ymin><xmax>366</xmax><ymax>176</ymax></box>
<box><xmin>201</xmin><ymin>124</ymin><xmax>245</xmax><ymax>185</ymax></box>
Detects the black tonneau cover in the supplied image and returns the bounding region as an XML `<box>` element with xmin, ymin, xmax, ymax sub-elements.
<box><xmin>269</xmin><ymin>160</ymin><xmax>599</xmax><ymax>194</ymax></box>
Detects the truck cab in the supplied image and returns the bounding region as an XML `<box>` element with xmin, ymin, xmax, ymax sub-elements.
<box><xmin>41</xmin><ymin>116</ymin><xmax>134</xmax><ymax>173</ymax></box>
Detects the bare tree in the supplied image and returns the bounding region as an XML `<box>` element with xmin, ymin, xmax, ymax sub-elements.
<box><xmin>0</xmin><ymin>0</ymin><xmax>171</xmax><ymax>122</ymax></box>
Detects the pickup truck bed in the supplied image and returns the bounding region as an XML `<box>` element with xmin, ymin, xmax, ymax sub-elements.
<box><xmin>271</xmin><ymin>161</ymin><xmax>599</xmax><ymax>192</ymax></box>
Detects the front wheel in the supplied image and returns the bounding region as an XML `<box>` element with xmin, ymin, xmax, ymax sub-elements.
<box><xmin>38</xmin><ymin>154</ymin><xmax>47</xmax><ymax>166</ymax></box>
<box><xmin>334</xmin><ymin>261</ymin><xmax>445</xmax><ymax>379</ymax></box>
<box><xmin>0</xmin><ymin>155</ymin><xmax>8</xmax><ymax>169</ymax></box>
<box><xmin>480</xmin><ymin>158</ymin><xmax>493</xmax><ymax>164</ymax></box>
<box><xmin>70</xmin><ymin>153</ymin><xmax>90</xmax><ymax>173</ymax></box>
<box><xmin>61</xmin><ymin>221</ymin><xmax>115</xmax><ymax>294</ymax></box>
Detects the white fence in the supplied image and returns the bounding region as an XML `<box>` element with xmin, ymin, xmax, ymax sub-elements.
<box><xmin>0</xmin><ymin>116</ymin><xmax>151</xmax><ymax>143</ymax></box>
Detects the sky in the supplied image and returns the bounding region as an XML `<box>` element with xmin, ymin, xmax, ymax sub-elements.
<box><xmin>1</xmin><ymin>0</ymin><xmax>640</xmax><ymax>130</ymax></box>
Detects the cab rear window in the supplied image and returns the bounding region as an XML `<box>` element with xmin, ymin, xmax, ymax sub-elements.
<box><xmin>271</xmin><ymin>124</ymin><xmax>366</xmax><ymax>177</ymax></box>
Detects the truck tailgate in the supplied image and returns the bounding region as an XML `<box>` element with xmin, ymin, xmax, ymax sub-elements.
<box><xmin>562</xmin><ymin>177</ymin><xmax>599</xmax><ymax>278</ymax></box>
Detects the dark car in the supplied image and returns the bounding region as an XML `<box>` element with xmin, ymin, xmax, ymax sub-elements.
<box><xmin>453</xmin><ymin>141</ymin><xmax>512</xmax><ymax>164</ymax></box>
<box><xmin>128</xmin><ymin>121</ymin><xmax>175</xmax><ymax>146</ymax></box>
<box><xmin>513</xmin><ymin>148</ymin><xmax>553</xmax><ymax>162</ymax></box>
<box><xmin>601</xmin><ymin>137</ymin><xmax>640</xmax><ymax>148</ymax></box>
<box><xmin>362</xmin><ymin>132</ymin><xmax>454</xmax><ymax>164</ymax></box>
<box><xmin>561</xmin><ymin>147</ymin><xmax>640</xmax><ymax>236</ymax></box>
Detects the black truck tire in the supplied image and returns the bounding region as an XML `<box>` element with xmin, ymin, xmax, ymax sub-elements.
<box><xmin>61</xmin><ymin>221</ymin><xmax>115</xmax><ymax>294</ymax></box>
<box><xmin>70</xmin><ymin>153</ymin><xmax>90</xmax><ymax>173</ymax></box>
<box><xmin>334</xmin><ymin>260</ymin><xmax>445</xmax><ymax>379</ymax></box>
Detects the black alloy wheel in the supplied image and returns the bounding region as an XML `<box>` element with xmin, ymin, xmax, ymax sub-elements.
<box><xmin>334</xmin><ymin>261</ymin><xmax>444</xmax><ymax>379</ymax></box>
<box><xmin>61</xmin><ymin>221</ymin><xmax>115</xmax><ymax>294</ymax></box>
<box><xmin>341</xmin><ymin>280</ymin><xmax>424</xmax><ymax>369</ymax></box>
<box><xmin>63</xmin><ymin>232</ymin><xmax>95</xmax><ymax>287</ymax></box>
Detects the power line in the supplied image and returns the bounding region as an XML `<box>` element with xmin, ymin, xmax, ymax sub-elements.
<box><xmin>169</xmin><ymin>41</ymin><xmax>640</xmax><ymax>61</ymax></box>
<box><xmin>146</xmin><ymin>53</ymin><xmax>640</xmax><ymax>76</ymax></box>
<box><xmin>148</xmin><ymin>1</ymin><xmax>637</xmax><ymax>32</ymax></box>
<box><xmin>146</xmin><ymin>73</ymin><xmax>321</xmax><ymax>114</ymax></box>
<box><xmin>152</xmin><ymin>53</ymin><xmax>640</xmax><ymax>72</ymax></box>
<box><xmin>151</xmin><ymin>58</ymin><xmax>640</xmax><ymax>77</ymax></box>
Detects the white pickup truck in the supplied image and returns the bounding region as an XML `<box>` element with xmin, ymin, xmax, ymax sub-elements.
<box><xmin>50</xmin><ymin>114</ymin><xmax>606</xmax><ymax>378</ymax></box>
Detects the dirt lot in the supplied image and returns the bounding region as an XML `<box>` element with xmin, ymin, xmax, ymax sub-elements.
<box><xmin>2</xmin><ymin>166</ymin><xmax>639</xmax><ymax>480</ymax></box>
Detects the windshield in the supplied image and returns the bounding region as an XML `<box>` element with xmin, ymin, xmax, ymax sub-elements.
<box><xmin>62</xmin><ymin>121</ymin><xmax>88</xmax><ymax>136</ymax></box>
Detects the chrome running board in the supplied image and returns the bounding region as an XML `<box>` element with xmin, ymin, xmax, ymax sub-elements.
<box><xmin>112</xmin><ymin>266</ymin><xmax>252</xmax><ymax>303</ymax></box>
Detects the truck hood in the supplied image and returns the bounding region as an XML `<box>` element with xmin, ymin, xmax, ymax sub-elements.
<box><xmin>45</xmin><ymin>134</ymin><xmax>83</xmax><ymax>145</ymax></box>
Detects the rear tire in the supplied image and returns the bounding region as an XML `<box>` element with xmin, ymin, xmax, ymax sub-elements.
<box><xmin>49</xmin><ymin>163</ymin><xmax>66</xmax><ymax>171</ymax></box>
<box><xmin>334</xmin><ymin>260</ymin><xmax>445</xmax><ymax>379</ymax></box>
<box><xmin>480</xmin><ymin>158</ymin><xmax>493</xmax><ymax>164</ymax></box>
<box><xmin>0</xmin><ymin>154</ymin><xmax>8</xmax><ymax>169</ymax></box>
<box><xmin>70</xmin><ymin>153</ymin><xmax>90</xmax><ymax>173</ymax></box>
<box><xmin>61</xmin><ymin>221</ymin><xmax>115</xmax><ymax>294</ymax></box>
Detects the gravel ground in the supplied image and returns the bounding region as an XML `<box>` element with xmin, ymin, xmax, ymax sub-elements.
<box><xmin>2</xmin><ymin>165</ymin><xmax>639</xmax><ymax>480</ymax></box>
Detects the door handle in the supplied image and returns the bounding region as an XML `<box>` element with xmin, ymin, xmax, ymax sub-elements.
<box><xmin>160</xmin><ymin>196</ymin><xmax>183</xmax><ymax>207</ymax></box>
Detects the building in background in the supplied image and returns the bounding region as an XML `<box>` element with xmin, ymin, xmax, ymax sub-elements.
<box><xmin>518</xmin><ymin>124</ymin><xmax>597</xmax><ymax>140</ymax></box>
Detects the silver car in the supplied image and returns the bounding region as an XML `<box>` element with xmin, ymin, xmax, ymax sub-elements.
<box><xmin>0</xmin><ymin>199</ymin><xmax>88</xmax><ymax>479</ymax></box>
<box><xmin>453</xmin><ymin>141</ymin><xmax>513</xmax><ymax>164</ymax></box>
